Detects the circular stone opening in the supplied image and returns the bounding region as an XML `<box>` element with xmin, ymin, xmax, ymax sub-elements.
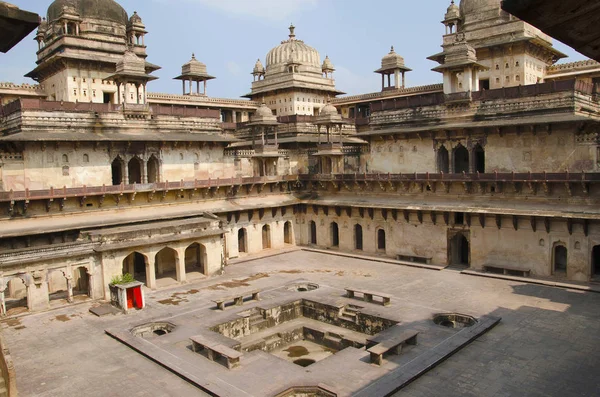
<box><xmin>290</xmin><ymin>283</ymin><xmax>319</xmax><ymax>292</ymax></box>
<box><xmin>293</xmin><ymin>358</ymin><xmax>316</xmax><ymax>367</ymax></box>
<box><xmin>297</xmin><ymin>287</ymin><xmax>308</xmax><ymax>292</ymax></box>
<box><xmin>131</xmin><ymin>322</ymin><xmax>175</xmax><ymax>338</ymax></box>
<box><xmin>433</xmin><ymin>313</ymin><xmax>477</xmax><ymax>329</ymax></box>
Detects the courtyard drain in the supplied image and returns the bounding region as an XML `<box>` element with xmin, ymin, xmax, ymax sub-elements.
<box><xmin>433</xmin><ymin>313</ymin><xmax>477</xmax><ymax>329</ymax></box>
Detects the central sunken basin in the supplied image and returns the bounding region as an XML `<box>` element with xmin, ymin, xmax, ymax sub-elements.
<box><xmin>211</xmin><ymin>298</ymin><xmax>398</xmax><ymax>367</ymax></box>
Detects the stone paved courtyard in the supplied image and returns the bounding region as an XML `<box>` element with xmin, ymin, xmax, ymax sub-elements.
<box><xmin>2</xmin><ymin>249</ymin><xmax>600</xmax><ymax>396</ymax></box>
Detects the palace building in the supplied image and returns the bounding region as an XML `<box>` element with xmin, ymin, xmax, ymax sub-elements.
<box><xmin>0</xmin><ymin>0</ymin><xmax>599</xmax><ymax>317</ymax></box>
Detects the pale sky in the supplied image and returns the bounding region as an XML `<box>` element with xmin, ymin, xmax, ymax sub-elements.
<box><xmin>0</xmin><ymin>0</ymin><xmax>587</xmax><ymax>98</ymax></box>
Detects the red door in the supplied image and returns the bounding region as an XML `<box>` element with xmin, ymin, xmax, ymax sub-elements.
<box><xmin>133</xmin><ymin>286</ymin><xmax>143</xmax><ymax>309</ymax></box>
<box><xmin>126</xmin><ymin>288</ymin><xmax>134</xmax><ymax>309</ymax></box>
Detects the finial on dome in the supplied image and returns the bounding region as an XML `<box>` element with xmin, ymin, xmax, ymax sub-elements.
<box><xmin>390</xmin><ymin>46</ymin><xmax>395</xmax><ymax>52</ymax></box>
<box><xmin>192</xmin><ymin>53</ymin><xmax>196</xmax><ymax>59</ymax></box>
<box><xmin>289</xmin><ymin>23</ymin><xmax>296</xmax><ymax>39</ymax></box>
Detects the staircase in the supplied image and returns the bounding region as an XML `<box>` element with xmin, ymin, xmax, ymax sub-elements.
<box><xmin>340</xmin><ymin>305</ymin><xmax>361</xmax><ymax>323</ymax></box>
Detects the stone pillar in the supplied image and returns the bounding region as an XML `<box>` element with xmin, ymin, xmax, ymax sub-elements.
<box><xmin>197</xmin><ymin>81</ymin><xmax>200</xmax><ymax>96</ymax></box>
<box><xmin>394</xmin><ymin>69</ymin><xmax>400</xmax><ymax>89</ymax></box>
<box><xmin>402</xmin><ymin>72</ymin><xmax>406</xmax><ymax>88</ymax></box>
<box><xmin>443</xmin><ymin>72</ymin><xmax>452</xmax><ymax>94</ymax></box>
<box><xmin>146</xmin><ymin>257</ymin><xmax>156</xmax><ymax>290</ymax></box>
<box><xmin>175</xmin><ymin>247</ymin><xmax>187</xmax><ymax>283</ymax></box>
<box><xmin>28</xmin><ymin>273</ymin><xmax>49</xmax><ymax>311</ymax></box>
<box><xmin>381</xmin><ymin>74</ymin><xmax>385</xmax><ymax>91</ymax></box>
<box><xmin>204</xmin><ymin>80</ymin><xmax>207</xmax><ymax>96</ymax></box>
<box><xmin>66</xmin><ymin>276</ymin><xmax>73</xmax><ymax>303</ymax></box>
<box><xmin>135</xmin><ymin>84</ymin><xmax>140</xmax><ymax>104</ymax></box>
<box><xmin>182</xmin><ymin>80</ymin><xmax>185</xmax><ymax>95</ymax></box>
<box><xmin>387</xmin><ymin>74</ymin><xmax>391</xmax><ymax>88</ymax></box>
<box><xmin>463</xmin><ymin>67</ymin><xmax>473</xmax><ymax>92</ymax></box>
<box><xmin>75</xmin><ymin>24</ymin><xmax>79</xmax><ymax>35</ymax></box>
<box><xmin>142</xmin><ymin>159</ymin><xmax>148</xmax><ymax>184</ymax></box>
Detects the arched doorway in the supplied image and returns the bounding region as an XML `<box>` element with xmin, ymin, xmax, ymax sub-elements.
<box><xmin>185</xmin><ymin>243</ymin><xmax>206</xmax><ymax>277</ymax></box>
<box><xmin>128</xmin><ymin>157</ymin><xmax>142</xmax><ymax>184</ymax></box>
<box><xmin>123</xmin><ymin>252</ymin><xmax>147</xmax><ymax>285</ymax></box>
<box><xmin>473</xmin><ymin>144</ymin><xmax>485</xmax><ymax>173</ymax></box>
<box><xmin>354</xmin><ymin>224</ymin><xmax>363</xmax><ymax>251</ymax></box>
<box><xmin>5</xmin><ymin>277</ymin><xmax>28</xmax><ymax>315</ymax></box>
<box><xmin>309</xmin><ymin>221</ymin><xmax>317</xmax><ymax>245</ymax></box>
<box><xmin>147</xmin><ymin>155</ymin><xmax>160</xmax><ymax>183</ymax></box>
<box><xmin>553</xmin><ymin>244</ymin><xmax>567</xmax><ymax>273</ymax></box>
<box><xmin>330</xmin><ymin>222</ymin><xmax>339</xmax><ymax>247</ymax></box>
<box><xmin>453</xmin><ymin>144</ymin><xmax>469</xmax><ymax>173</ymax></box>
<box><xmin>450</xmin><ymin>233</ymin><xmax>469</xmax><ymax>266</ymax></box>
<box><xmin>284</xmin><ymin>221</ymin><xmax>293</xmax><ymax>245</ymax></box>
<box><xmin>155</xmin><ymin>247</ymin><xmax>178</xmax><ymax>284</ymax></box>
<box><xmin>592</xmin><ymin>245</ymin><xmax>600</xmax><ymax>278</ymax></box>
<box><xmin>238</xmin><ymin>228</ymin><xmax>247</xmax><ymax>253</ymax></box>
<box><xmin>48</xmin><ymin>270</ymin><xmax>68</xmax><ymax>304</ymax></box>
<box><xmin>262</xmin><ymin>225</ymin><xmax>271</xmax><ymax>249</ymax></box>
<box><xmin>438</xmin><ymin>145</ymin><xmax>449</xmax><ymax>173</ymax></box>
<box><xmin>73</xmin><ymin>267</ymin><xmax>89</xmax><ymax>299</ymax></box>
<box><xmin>377</xmin><ymin>229</ymin><xmax>386</xmax><ymax>251</ymax></box>
<box><xmin>111</xmin><ymin>157</ymin><xmax>124</xmax><ymax>185</ymax></box>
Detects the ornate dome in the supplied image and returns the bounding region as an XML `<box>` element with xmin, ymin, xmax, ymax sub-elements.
<box><xmin>322</xmin><ymin>56</ymin><xmax>334</xmax><ymax>72</ymax></box>
<box><xmin>265</xmin><ymin>24</ymin><xmax>321</xmax><ymax>70</ymax></box>
<box><xmin>255</xmin><ymin>103</ymin><xmax>274</xmax><ymax>118</ymax></box>
<box><xmin>253</xmin><ymin>59</ymin><xmax>265</xmax><ymax>74</ymax></box>
<box><xmin>459</xmin><ymin>0</ymin><xmax>499</xmax><ymax>16</ymax></box>
<box><xmin>445</xmin><ymin>0</ymin><xmax>461</xmax><ymax>20</ymax></box>
<box><xmin>320</xmin><ymin>103</ymin><xmax>338</xmax><ymax>116</ymax></box>
<box><xmin>47</xmin><ymin>0</ymin><xmax>128</xmax><ymax>25</ymax></box>
<box><xmin>381</xmin><ymin>46</ymin><xmax>406</xmax><ymax>69</ymax></box>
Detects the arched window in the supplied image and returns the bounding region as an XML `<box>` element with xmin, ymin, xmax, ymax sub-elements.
<box><xmin>111</xmin><ymin>157</ymin><xmax>124</xmax><ymax>185</ymax></box>
<box><xmin>330</xmin><ymin>222</ymin><xmax>339</xmax><ymax>247</ymax></box>
<box><xmin>83</xmin><ymin>154</ymin><xmax>89</xmax><ymax>163</ymax></box>
<box><xmin>473</xmin><ymin>144</ymin><xmax>485</xmax><ymax>173</ymax></box>
<box><xmin>377</xmin><ymin>229</ymin><xmax>386</xmax><ymax>251</ymax></box>
<box><xmin>553</xmin><ymin>244</ymin><xmax>567</xmax><ymax>273</ymax></box>
<box><xmin>354</xmin><ymin>224</ymin><xmax>363</xmax><ymax>251</ymax></box>
<box><xmin>147</xmin><ymin>155</ymin><xmax>160</xmax><ymax>184</ymax></box>
<box><xmin>62</xmin><ymin>154</ymin><xmax>69</xmax><ymax>163</ymax></box>
<box><xmin>284</xmin><ymin>221</ymin><xmax>293</xmax><ymax>244</ymax></box>
<box><xmin>438</xmin><ymin>145</ymin><xmax>449</xmax><ymax>173</ymax></box>
<box><xmin>309</xmin><ymin>221</ymin><xmax>317</xmax><ymax>245</ymax></box>
<box><xmin>238</xmin><ymin>228</ymin><xmax>247</xmax><ymax>253</ymax></box>
<box><xmin>262</xmin><ymin>225</ymin><xmax>271</xmax><ymax>249</ymax></box>
<box><xmin>128</xmin><ymin>157</ymin><xmax>142</xmax><ymax>184</ymax></box>
<box><xmin>453</xmin><ymin>144</ymin><xmax>469</xmax><ymax>173</ymax></box>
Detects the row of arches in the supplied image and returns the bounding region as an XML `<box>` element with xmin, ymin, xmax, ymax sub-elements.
<box><xmin>111</xmin><ymin>155</ymin><xmax>160</xmax><ymax>185</ymax></box>
<box><xmin>237</xmin><ymin>222</ymin><xmax>294</xmax><ymax>254</ymax></box>
<box><xmin>308</xmin><ymin>221</ymin><xmax>387</xmax><ymax>252</ymax></box>
<box><xmin>121</xmin><ymin>243</ymin><xmax>207</xmax><ymax>288</ymax></box>
<box><xmin>4</xmin><ymin>266</ymin><xmax>92</xmax><ymax>316</ymax></box>
<box><xmin>437</xmin><ymin>143</ymin><xmax>485</xmax><ymax>174</ymax></box>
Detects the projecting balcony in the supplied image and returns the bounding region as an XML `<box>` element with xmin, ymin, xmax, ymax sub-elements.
<box><xmin>444</xmin><ymin>91</ymin><xmax>472</xmax><ymax>105</ymax></box>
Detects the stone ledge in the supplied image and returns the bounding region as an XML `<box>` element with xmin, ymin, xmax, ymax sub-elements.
<box><xmin>461</xmin><ymin>270</ymin><xmax>600</xmax><ymax>293</ymax></box>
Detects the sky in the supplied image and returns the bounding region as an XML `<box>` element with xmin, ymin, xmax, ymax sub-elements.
<box><xmin>0</xmin><ymin>0</ymin><xmax>588</xmax><ymax>99</ymax></box>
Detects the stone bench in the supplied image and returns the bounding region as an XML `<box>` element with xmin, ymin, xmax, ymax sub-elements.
<box><xmin>345</xmin><ymin>287</ymin><xmax>391</xmax><ymax>306</ymax></box>
<box><xmin>397</xmin><ymin>255</ymin><xmax>433</xmax><ymax>265</ymax></box>
<box><xmin>367</xmin><ymin>330</ymin><xmax>419</xmax><ymax>366</ymax></box>
<box><xmin>190</xmin><ymin>335</ymin><xmax>243</xmax><ymax>369</ymax></box>
<box><xmin>212</xmin><ymin>290</ymin><xmax>260</xmax><ymax>311</ymax></box>
<box><xmin>483</xmin><ymin>265</ymin><xmax>530</xmax><ymax>277</ymax></box>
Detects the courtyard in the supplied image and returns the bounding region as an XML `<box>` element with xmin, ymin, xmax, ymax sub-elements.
<box><xmin>2</xmin><ymin>249</ymin><xmax>599</xmax><ymax>396</ymax></box>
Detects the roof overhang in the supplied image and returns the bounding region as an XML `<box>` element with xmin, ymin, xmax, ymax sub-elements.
<box><xmin>501</xmin><ymin>0</ymin><xmax>600</xmax><ymax>62</ymax></box>
<box><xmin>0</xmin><ymin>2</ymin><xmax>39</xmax><ymax>53</ymax></box>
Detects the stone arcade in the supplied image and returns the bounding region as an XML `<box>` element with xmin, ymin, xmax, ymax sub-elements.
<box><xmin>0</xmin><ymin>0</ymin><xmax>600</xmax><ymax>396</ymax></box>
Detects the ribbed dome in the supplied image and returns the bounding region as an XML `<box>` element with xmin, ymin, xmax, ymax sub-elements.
<box><xmin>255</xmin><ymin>103</ymin><xmax>274</xmax><ymax>117</ymax></box>
<box><xmin>265</xmin><ymin>24</ymin><xmax>321</xmax><ymax>70</ymax></box>
<box><xmin>459</xmin><ymin>0</ymin><xmax>499</xmax><ymax>15</ymax></box>
<box><xmin>445</xmin><ymin>0</ymin><xmax>461</xmax><ymax>20</ymax></box>
<box><xmin>47</xmin><ymin>0</ymin><xmax>128</xmax><ymax>25</ymax></box>
<box><xmin>322</xmin><ymin>56</ymin><xmax>334</xmax><ymax>72</ymax></box>
<box><xmin>320</xmin><ymin>103</ymin><xmax>338</xmax><ymax>116</ymax></box>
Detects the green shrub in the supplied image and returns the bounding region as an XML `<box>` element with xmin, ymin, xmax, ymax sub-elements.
<box><xmin>110</xmin><ymin>273</ymin><xmax>135</xmax><ymax>285</ymax></box>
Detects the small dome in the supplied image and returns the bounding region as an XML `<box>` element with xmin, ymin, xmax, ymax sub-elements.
<box><xmin>255</xmin><ymin>103</ymin><xmax>273</xmax><ymax>117</ymax></box>
<box><xmin>265</xmin><ymin>24</ymin><xmax>321</xmax><ymax>70</ymax></box>
<box><xmin>129</xmin><ymin>11</ymin><xmax>142</xmax><ymax>25</ymax></box>
<box><xmin>445</xmin><ymin>0</ymin><xmax>461</xmax><ymax>20</ymax></box>
<box><xmin>47</xmin><ymin>0</ymin><xmax>128</xmax><ymax>26</ymax></box>
<box><xmin>380</xmin><ymin>46</ymin><xmax>406</xmax><ymax>70</ymax></box>
<box><xmin>182</xmin><ymin>54</ymin><xmax>208</xmax><ymax>76</ymax></box>
<box><xmin>253</xmin><ymin>59</ymin><xmax>265</xmax><ymax>74</ymax></box>
<box><xmin>322</xmin><ymin>55</ymin><xmax>334</xmax><ymax>72</ymax></box>
<box><xmin>320</xmin><ymin>103</ymin><xmax>338</xmax><ymax>116</ymax></box>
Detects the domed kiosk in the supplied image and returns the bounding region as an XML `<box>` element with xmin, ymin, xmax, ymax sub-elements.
<box><xmin>28</xmin><ymin>0</ymin><xmax>159</xmax><ymax>103</ymax></box>
<box><xmin>246</xmin><ymin>24</ymin><xmax>344</xmax><ymax>117</ymax></box>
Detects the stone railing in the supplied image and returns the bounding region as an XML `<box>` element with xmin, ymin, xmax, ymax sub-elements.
<box><xmin>0</xmin><ymin>82</ymin><xmax>43</xmax><ymax>91</ymax></box>
<box><xmin>299</xmin><ymin>171</ymin><xmax>600</xmax><ymax>184</ymax></box>
<box><xmin>547</xmin><ymin>59</ymin><xmax>600</xmax><ymax>73</ymax></box>
<box><xmin>332</xmin><ymin>84</ymin><xmax>443</xmax><ymax>104</ymax></box>
<box><xmin>148</xmin><ymin>92</ymin><xmax>260</xmax><ymax>108</ymax></box>
<box><xmin>0</xmin><ymin>175</ymin><xmax>299</xmax><ymax>202</ymax></box>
